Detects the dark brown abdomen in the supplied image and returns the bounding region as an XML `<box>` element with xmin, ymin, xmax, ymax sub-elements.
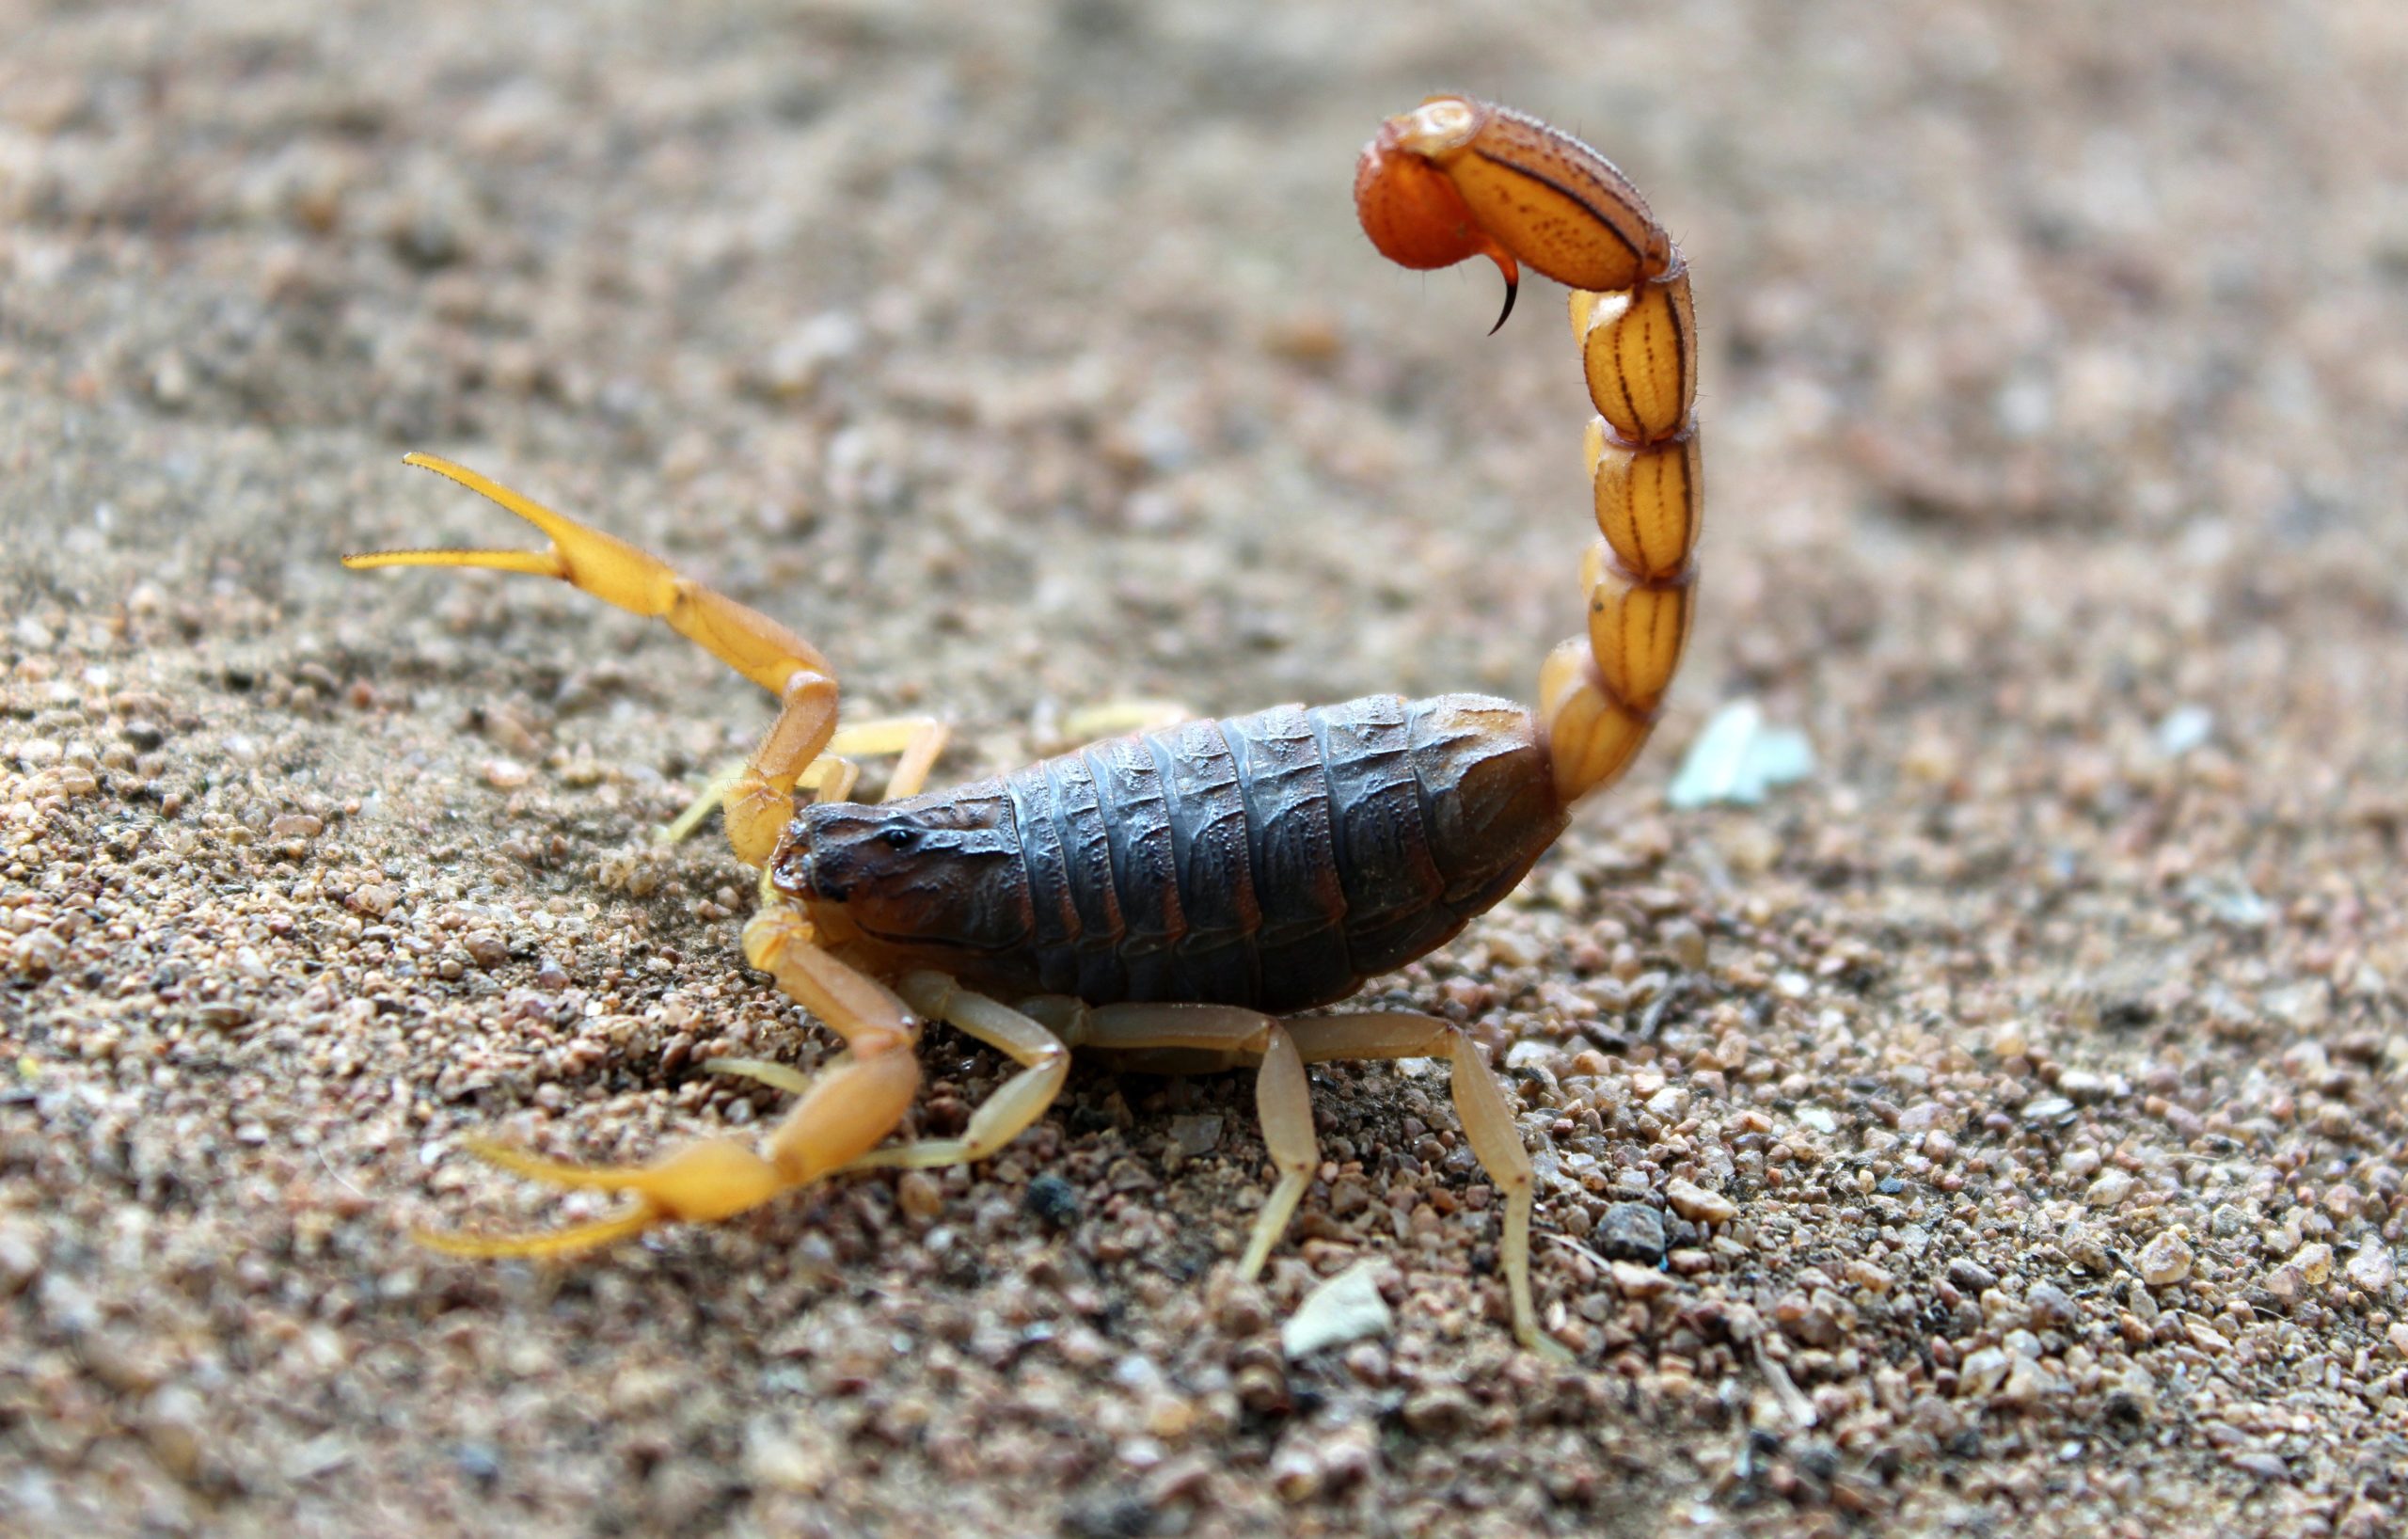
<box><xmin>993</xmin><ymin>693</ymin><xmax>1564</xmax><ymax>1013</ymax></box>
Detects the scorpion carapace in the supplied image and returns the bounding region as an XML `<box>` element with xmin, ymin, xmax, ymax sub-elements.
<box><xmin>342</xmin><ymin>98</ymin><xmax>1700</xmax><ymax>1357</ymax></box>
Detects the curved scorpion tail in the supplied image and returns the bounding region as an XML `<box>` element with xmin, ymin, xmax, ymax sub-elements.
<box><xmin>1355</xmin><ymin>97</ymin><xmax>1700</xmax><ymax>804</ymax></box>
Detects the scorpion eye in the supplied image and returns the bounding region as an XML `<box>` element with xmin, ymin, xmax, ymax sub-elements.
<box><xmin>880</xmin><ymin>826</ymin><xmax>919</xmax><ymax>850</ymax></box>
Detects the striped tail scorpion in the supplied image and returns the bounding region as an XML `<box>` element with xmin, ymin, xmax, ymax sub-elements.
<box><xmin>345</xmin><ymin>98</ymin><xmax>1700</xmax><ymax>1356</ymax></box>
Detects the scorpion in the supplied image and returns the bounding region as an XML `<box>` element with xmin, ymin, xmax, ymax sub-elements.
<box><xmin>344</xmin><ymin>97</ymin><xmax>1699</xmax><ymax>1356</ymax></box>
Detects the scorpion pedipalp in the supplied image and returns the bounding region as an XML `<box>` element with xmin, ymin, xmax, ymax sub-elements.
<box><xmin>344</xmin><ymin>452</ymin><xmax>845</xmax><ymax>866</ymax></box>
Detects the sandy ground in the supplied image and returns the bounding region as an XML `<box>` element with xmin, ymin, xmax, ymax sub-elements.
<box><xmin>5</xmin><ymin>2</ymin><xmax>2407</xmax><ymax>1534</ymax></box>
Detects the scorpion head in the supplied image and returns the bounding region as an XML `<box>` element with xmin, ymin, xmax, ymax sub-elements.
<box><xmin>768</xmin><ymin>790</ymin><xmax>1029</xmax><ymax>956</ymax></box>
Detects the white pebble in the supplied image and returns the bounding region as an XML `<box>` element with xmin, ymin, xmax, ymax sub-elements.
<box><xmin>1282</xmin><ymin>1261</ymin><xmax>1393</xmax><ymax>1359</ymax></box>
<box><xmin>1956</xmin><ymin>1345</ymin><xmax>2009</xmax><ymax>1398</ymax></box>
<box><xmin>2346</xmin><ymin>1244</ymin><xmax>2397</xmax><ymax>1294</ymax></box>
<box><xmin>2137</xmin><ymin>1231</ymin><xmax>2194</xmax><ymax>1288</ymax></box>
<box><xmin>1665</xmin><ymin>1178</ymin><xmax>1736</xmax><ymax>1225</ymax></box>
<box><xmin>2085</xmin><ymin>1170</ymin><xmax>2135</xmax><ymax>1208</ymax></box>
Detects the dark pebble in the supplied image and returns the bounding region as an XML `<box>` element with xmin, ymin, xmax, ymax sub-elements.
<box><xmin>2106</xmin><ymin>1389</ymin><xmax>2150</xmax><ymax>1424</ymax></box>
<box><xmin>2025</xmin><ymin>1281</ymin><xmax>2077</xmax><ymax>1327</ymax></box>
<box><xmin>450</xmin><ymin>1442</ymin><xmax>500</xmax><ymax>1487</ymax></box>
<box><xmin>1024</xmin><ymin>1173</ymin><xmax>1080</xmax><ymax>1228</ymax></box>
<box><xmin>1062</xmin><ymin>1492</ymin><xmax>1153</xmax><ymax>1539</ymax></box>
<box><xmin>1946</xmin><ymin>1257</ymin><xmax>1999</xmax><ymax>1294</ymax></box>
<box><xmin>1597</xmin><ymin>1201</ymin><xmax>1669</xmax><ymax>1262</ymax></box>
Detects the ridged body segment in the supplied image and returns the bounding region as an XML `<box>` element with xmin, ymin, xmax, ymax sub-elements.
<box><xmin>801</xmin><ymin>694</ymin><xmax>1564</xmax><ymax>1015</ymax></box>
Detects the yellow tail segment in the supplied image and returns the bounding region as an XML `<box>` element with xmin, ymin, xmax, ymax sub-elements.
<box><xmin>1356</xmin><ymin>97</ymin><xmax>1701</xmax><ymax>802</ymax></box>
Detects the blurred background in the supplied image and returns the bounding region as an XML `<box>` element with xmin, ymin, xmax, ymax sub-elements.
<box><xmin>2</xmin><ymin>3</ymin><xmax>2403</xmax><ymax>1535</ymax></box>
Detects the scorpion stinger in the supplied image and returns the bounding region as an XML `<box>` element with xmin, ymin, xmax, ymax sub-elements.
<box><xmin>1358</xmin><ymin>95</ymin><xmax>1701</xmax><ymax>801</ymax></box>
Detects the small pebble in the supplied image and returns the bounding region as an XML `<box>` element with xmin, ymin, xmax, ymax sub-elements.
<box><xmin>1610</xmin><ymin>1261</ymin><xmax>1673</xmax><ymax>1299</ymax></box>
<box><xmin>1165</xmin><ymin>1115</ymin><xmax>1223</xmax><ymax>1159</ymax></box>
<box><xmin>2085</xmin><ymin>1171</ymin><xmax>2135</xmax><ymax>1208</ymax></box>
<box><xmin>1596</xmin><ymin>1202</ymin><xmax>1668</xmax><ymax>1263</ymax></box>
<box><xmin>2062</xmin><ymin>1223</ymin><xmax>2114</xmax><ymax>1275</ymax></box>
<box><xmin>1023</xmin><ymin>1174</ymin><xmax>1080</xmax><ymax>1228</ymax></box>
<box><xmin>2137</xmin><ymin>1231</ymin><xmax>2194</xmax><ymax>1287</ymax></box>
<box><xmin>1281</xmin><ymin>1261</ymin><xmax>1393</xmax><ymax>1358</ymax></box>
<box><xmin>1659</xmin><ymin>919</ymin><xmax>1708</xmax><ymax>971</ymax></box>
<box><xmin>2152</xmin><ymin>704</ymin><xmax>2214</xmax><ymax>757</ymax></box>
<box><xmin>0</xmin><ymin>1222</ymin><xmax>43</xmax><ymax>1294</ymax></box>
<box><xmin>2345</xmin><ymin>1244</ymin><xmax>2397</xmax><ymax>1293</ymax></box>
<box><xmin>1664</xmin><ymin>1178</ymin><xmax>1736</xmax><ymax>1225</ymax></box>
<box><xmin>896</xmin><ymin>1171</ymin><xmax>943</xmax><ymax>1221</ymax></box>
<box><xmin>2289</xmin><ymin>1242</ymin><xmax>2333</xmax><ymax>1287</ymax></box>
<box><xmin>1996</xmin><ymin>1353</ymin><xmax>2063</xmax><ymax>1407</ymax></box>
<box><xmin>1400</xmin><ymin>1388</ymin><xmax>1473</xmax><ymax>1436</ymax></box>
<box><xmin>2262</xmin><ymin>1265</ymin><xmax>2307</xmax><ymax>1310</ymax></box>
<box><xmin>2056</xmin><ymin>1069</ymin><xmax>2115</xmax><ymax>1103</ymax></box>
<box><xmin>2024</xmin><ymin>1282</ymin><xmax>2077</xmax><ymax>1328</ymax></box>
<box><xmin>1956</xmin><ymin>1346</ymin><xmax>2010</xmax><ymax>1399</ymax></box>
<box><xmin>2021</xmin><ymin>1096</ymin><xmax>2076</xmax><ymax>1127</ymax></box>
<box><xmin>1665</xmin><ymin>699</ymin><xmax>1815</xmax><ymax>808</ymax></box>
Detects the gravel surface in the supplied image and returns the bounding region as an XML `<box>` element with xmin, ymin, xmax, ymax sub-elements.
<box><xmin>5</xmin><ymin>3</ymin><xmax>2406</xmax><ymax>1535</ymax></box>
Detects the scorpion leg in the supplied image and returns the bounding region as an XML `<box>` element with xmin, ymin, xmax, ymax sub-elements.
<box><xmin>702</xmin><ymin>973</ymin><xmax>1069</xmax><ymax>1197</ymax></box>
<box><xmin>416</xmin><ymin>905</ymin><xmax>920</xmax><ymax>1258</ymax></box>
<box><xmin>662</xmin><ymin>715</ymin><xmax>952</xmax><ymax>843</ymax></box>
<box><xmin>1071</xmin><ymin>1005</ymin><xmax>1559</xmax><ymax>1357</ymax></box>
<box><xmin>843</xmin><ymin>973</ymin><xmax>1072</xmax><ymax>1169</ymax></box>
<box><xmin>1054</xmin><ymin>699</ymin><xmax>1192</xmax><ymax>750</ymax></box>
<box><xmin>828</xmin><ymin>716</ymin><xmax>953</xmax><ymax>801</ymax></box>
<box><xmin>1281</xmin><ymin>1012</ymin><xmax>1564</xmax><ymax>1359</ymax></box>
<box><xmin>345</xmin><ymin>453</ymin><xmax>843</xmax><ymax>865</ymax></box>
<box><xmin>1069</xmin><ymin>1005</ymin><xmax>1320</xmax><ymax>1284</ymax></box>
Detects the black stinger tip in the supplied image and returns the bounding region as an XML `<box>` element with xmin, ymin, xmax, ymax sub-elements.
<box><xmin>1487</xmin><ymin>272</ymin><xmax>1519</xmax><ymax>335</ymax></box>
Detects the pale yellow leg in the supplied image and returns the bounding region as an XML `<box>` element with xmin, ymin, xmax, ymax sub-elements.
<box><xmin>802</xmin><ymin>756</ymin><xmax>862</xmax><ymax>805</ymax></box>
<box><xmin>1072</xmin><ymin>1003</ymin><xmax>1319</xmax><ymax>1283</ymax></box>
<box><xmin>826</xmin><ymin>717</ymin><xmax>951</xmax><ymax>801</ymax></box>
<box><xmin>847</xmin><ymin>973</ymin><xmax>1071</xmax><ymax>1169</ymax></box>
<box><xmin>702</xmin><ymin>1056</ymin><xmax>814</xmax><ymax>1096</ymax></box>
<box><xmin>346</xmin><ymin>453</ymin><xmax>841</xmax><ymax>865</ymax></box>
<box><xmin>1244</xmin><ymin>1025</ymin><xmax>1315</xmax><ymax>1278</ymax></box>
<box><xmin>1059</xmin><ymin>699</ymin><xmax>1194</xmax><ymax>746</ymax></box>
<box><xmin>1284</xmin><ymin>1011</ymin><xmax>1562</xmax><ymax>1359</ymax></box>
<box><xmin>414</xmin><ymin>904</ymin><xmax>922</xmax><ymax>1259</ymax></box>
<box><xmin>660</xmin><ymin>717</ymin><xmax>949</xmax><ymax>844</ymax></box>
<box><xmin>662</xmin><ymin>758</ymin><xmax>752</xmax><ymax>845</ymax></box>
